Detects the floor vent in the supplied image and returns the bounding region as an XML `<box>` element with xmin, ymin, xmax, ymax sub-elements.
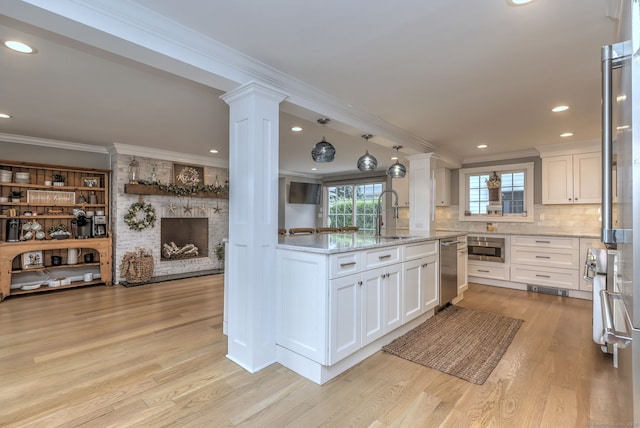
<box><xmin>527</xmin><ymin>285</ymin><xmax>568</xmax><ymax>297</ymax></box>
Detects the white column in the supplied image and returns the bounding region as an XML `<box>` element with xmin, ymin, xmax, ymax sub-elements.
<box><xmin>221</xmin><ymin>81</ymin><xmax>287</xmax><ymax>372</ymax></box>
<box><xmin>408</xmin><ymin>153</ymin><xmax>438</xmax><ymax>234</ymax></box>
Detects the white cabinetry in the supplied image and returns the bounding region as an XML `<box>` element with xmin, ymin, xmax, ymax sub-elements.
<box><xmin>402</xmin><ymin>241</ymin><xmax>439</xmax><ymax>322</ymax></box>
<box><xmin>509</xmin><ymin>235</ymin><xmax>580</xmax><ymax>290</ymax></box>
<box><xmin>542</xmin><ymin>152</ymin><xmax>601</xmax><ymax>204</ymax></box>
<box><xmin>277</xmin><ymin>238</ymin><xmax>441</xmax><ymax>383</ymax></box>
<box><xmin>393</xmin><ymin>174</ymin><xmax>410</xmax><ymax>206</ymax></box>
<box><xmin>435</xmin><ymin>168</ymin><xmax>451</xmax><ymax>206</ymax></box>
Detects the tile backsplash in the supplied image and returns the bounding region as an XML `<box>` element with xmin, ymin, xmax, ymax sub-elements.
<box><xmin>435</xmin><ymin>204</ymin><xmax>605</xmax><ymax>236</ymax></box>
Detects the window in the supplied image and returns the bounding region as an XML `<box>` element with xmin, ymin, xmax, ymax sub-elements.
<box><xmin>459</xmin><ymin>162</ymin><xmax>534</xmax><ymax>222</ymax></box>
<box><xmin>326</xmin><ymin>182</ymin><xmax>384</xmax><ymax>231</ymax></box>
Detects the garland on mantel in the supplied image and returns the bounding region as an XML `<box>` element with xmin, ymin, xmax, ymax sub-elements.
<box><xmin>136</xmin><ymin>180</ymin><xmax>229</xmax><ymax>196</ymax></box>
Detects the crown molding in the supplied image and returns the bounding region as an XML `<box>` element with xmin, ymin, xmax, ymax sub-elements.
<box><xmin>0</xmin><ymin>132</ymin><xmax>110</xmax><ymax>154</ymax></box>
<box><xmin>110</xmin><ymin>143</ymin><xmax>228</xmax><ymax>168</ymax></box>
<box><xmin>536</xmin><ymin>140</ymin><xmax>600</xmax><ymax>158</ymax></box>
<box><xmin>462</xmin><ymin>149</ymin><xmax>540</xmax><ymax>165</ymax></box>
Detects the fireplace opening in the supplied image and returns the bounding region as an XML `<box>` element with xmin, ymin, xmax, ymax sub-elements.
<box><xmin>160</xmin><ymin>218</ymin><xmax>208</xmax><ymax>260</ymax></box>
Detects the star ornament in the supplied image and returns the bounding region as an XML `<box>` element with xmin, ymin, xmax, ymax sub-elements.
<box><xmin>183</xmin><ymin>202</ymin><xmax>193</xmax><ymax>214</ymax></box>
<box><xmin>198</xmin><ymin>204</ymin><xmax>207</xmax><ymax>215</ymax></box>
<box><xmin>167</xmin><ymin>202</ymin><xmax>177</xmax><ymax>214</ymax></box>
<box><xmin>213</xmin><ymin>206</ymin><xmax>222</xmax><ymax>214</ymax></box>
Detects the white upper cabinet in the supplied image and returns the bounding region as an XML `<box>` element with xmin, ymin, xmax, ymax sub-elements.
<box><xmin>542</xmin><ymin>152</ymin><xmax>601</xmax><ymax>204</ymax></box>
<box><xmin>435</xmin><ymin>167</ymin><xmax>451</xmax><ymax>206</ymax></box>
<box><xmin>393</xmin><ymin>174</ymin><xmax>410</xmax><ymax>206</ymax></box>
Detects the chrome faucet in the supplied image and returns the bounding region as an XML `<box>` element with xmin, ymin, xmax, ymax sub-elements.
<box><xmin>376</xmin><ymin>189</ymin><xmax>399</xmax><ymax>237</ymax></box>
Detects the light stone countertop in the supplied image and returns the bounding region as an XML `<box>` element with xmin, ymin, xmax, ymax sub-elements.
<box><xmin>276</xmin><ymin>230</ymin><xmax>467</xmax><ymax>255</ymax></box>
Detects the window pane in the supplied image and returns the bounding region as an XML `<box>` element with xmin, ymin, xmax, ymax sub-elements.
<box><xmin>327</xmin><ymin>183</ymin><xmax>383</xmax><ymax>231</ymax></box>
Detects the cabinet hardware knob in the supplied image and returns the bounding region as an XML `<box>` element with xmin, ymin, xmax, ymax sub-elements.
<box><xmin>478</xmin><ymin>269</ymin><xmax>490</xmax><ymax>273</ymax></box>
<box><xmin>535</xmin><ymin>256</ymin><xmax>551</xmax><ymax>259</ymax></box>
<box><xmin>378</xmin><ymin>254</ymin><xmax>392</xmax><ymax>260</ymax></box>
<box><xmin>536</xmin><ymin>274</ymin><xmax>551</xmax><ymax>278</ymax></box>
<box><xmin>358</xmin><ymin>281</ymin><xmax>363</xmax><ymax>286</ymax></box>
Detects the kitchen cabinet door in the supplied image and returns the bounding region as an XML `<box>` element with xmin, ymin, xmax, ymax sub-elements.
<box><xmin>329</xmin><ymin>273</ymin><xmax>361</xmax><ymax>364</ymax></box>
<box><xmin>402</xmin><ymin>259</ymin><xmax>423</xmax><ymax>323</ymax></box>
<box><xmin>421</xmin><ymin>254</ymin><xmax>439</xmax><ymax>311</ymax></box>
<box><xmin>435</xmin><ymin>168</ymin><xmax>451</xmax><ymax>206</ymax></box>
<box><xmin>361</xmin><ymin>268</ymin><xmax>384</xmax><ymax>347</ymax></box>
<box><xmin>573</xmin><ymin>152</ymin><xmax>601</xmax><ymax>204</ymax></box>
<box><xmin>542</xmin><ymin>155</ymin><xmax>574</xmax><ymax>204</ymax></box>
<box><xmin>393</xmin><ymin>174</ymin><xmax>410</xmax><ymax>206</ymax></box>
<box><xmin>383</xmin><ymin>263</ymin><xmax>403</xmax><ymax>333</ymax></box>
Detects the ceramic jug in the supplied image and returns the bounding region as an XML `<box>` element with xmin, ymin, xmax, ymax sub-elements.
<box><xmin>67</xmin><ymin>248</ymin><xmax>82</xmax><ymax>265</ymax></box>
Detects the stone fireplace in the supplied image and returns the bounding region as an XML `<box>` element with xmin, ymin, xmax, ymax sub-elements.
<box><xmin>160</xmin><ymin>218</ymin><xmax>209</xmax><ymax>260</ymax></box>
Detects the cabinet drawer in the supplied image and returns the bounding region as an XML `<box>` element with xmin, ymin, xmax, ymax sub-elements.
<box><xmin>510</xmin><ymin>265</ymin><xmax>579</xmax><ymax>290</ymax></box>
<box><xmin>403</xmin><ymin>240</ymin><xmax>438</xmax><ymax>261</ymax></box>
<box><xmin>510</xmin><ymin>247</ymin><xmax>580</xmax><ymax>269</ymax></box>
<box><xmin>468</xmin><ymin>262</ymin><xmax>509</xmax><ymax>280</ymax></box>
<box><xmin>511</xmin><ymin>235</ymin><xmax>579</xmax><ymax>250</ymax></box>
<box><xmin>365</xmin><ymin>246</ymin><xmax>402</xmax><ymax>270</ymax></box>
<box><xmin>330</xmin><ymin>252</ymin><xmax>361</xmax><ymax>279</ymax></box>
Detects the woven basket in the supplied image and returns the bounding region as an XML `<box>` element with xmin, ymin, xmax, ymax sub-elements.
<box><xmin>125</xmin><ymin>256</ymin><xmax>154</xmax><ymax>284</ymax></box>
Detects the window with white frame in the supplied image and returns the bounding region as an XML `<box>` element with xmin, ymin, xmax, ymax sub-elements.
<box><xmin>459</xmin><ymin>162</ymin><xmax>534</xmax><ymax>222</ymax></box>
<box><xmin>326</xmin><ymin>182</ymin><xmax>384</xmax><ymax>231</ymax></box>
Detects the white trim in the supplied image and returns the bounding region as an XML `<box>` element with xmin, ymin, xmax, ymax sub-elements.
<box><xmin>110</xmin><ymin>143</ymin><xmax>228</xmax><ymax>168</ymax></box>
<box><xmin>536</xmin><ymin>140</ymin><xmax>600</xmax><ymax>158</ymax></box>
<box><xmin>458</xmin><ymin>162</ymin><xmax>535</xmax><ymax>223</ymax></box>
<box><xmin>462</xmin><ymin>149</ymin><xmax>540</xmax><ymax>165</ymax></box>
<box><xmin>0</xmin><ymin>132</ymin><xmax>110</xmax><ymax>154</ymax></box>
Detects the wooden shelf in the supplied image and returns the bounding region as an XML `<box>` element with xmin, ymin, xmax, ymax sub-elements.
<box><xmin>125</xmin><ymin>183</ymin><xmax>228</xmax><ymax>199</ymax></box>
<box><xmin>10</xmin><ymin>280</ymin><xmax>103</xmax><ymax>295</ymax></box>
<box><xmin>12</xmin><ymin>261</ymin><xmax>101</xmax><ymax>274</ymax></box>
<box><xmin>0</xmin><ymin>183</ymin><xmax>106</xmax><ymax>191</ymax></box>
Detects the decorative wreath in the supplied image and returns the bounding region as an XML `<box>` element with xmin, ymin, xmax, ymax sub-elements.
<box><xmin>124</xmin><ymin>201</ymin><xmax>156</xmax><ymax>231</ymax></box>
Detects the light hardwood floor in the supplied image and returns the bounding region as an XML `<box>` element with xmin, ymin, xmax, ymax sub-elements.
<box><xmin>0</xmin><ymin>276</ymin><xmax>627</xmax><ymax>427</ymax></box>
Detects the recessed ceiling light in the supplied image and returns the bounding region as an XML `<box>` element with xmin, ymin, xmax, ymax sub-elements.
<box><xmin>552</xmin><ymin>105</ymin><xmax>569</xmax><ymax>112</ymax></box>
<box><xmin>0</xmin><ymin>113</ymin><xmax>11</xmax><ymax>119</ymax></box>
<box><xmin>391</xmin><ymin>156</ymin><xmax>399</xmax><ymax>160</ymax></box>
<box><xmin>291</xmin><ymin>126</ymin><xmax>303</xmax><ymax>132</ymax></box>
<box><xmin>4</xmin><ymin>40</ymin><xmax>37</xmax><ymax>54</ymax></box>
<box><xmin>560</xmin><ymin>132</ymin><xmax>574</xmax><ymax>138</ymax></box>
<box><xmin>209</xmin><ymin>149</ymin><xmax>219</xmax><ymax>153</ymax></box>
<box><xmin>477</xmin><ymin>144</ymin><xmax>488</xmax><ymax>149</ymax></box>
<box><xmin>311</xmin><ymin>167</ymin><xmax>318</xmax><ymax>171</ymax></box>
<box><xmin>508</xmin><ymin>0</ymin><xmax>535</xmax><ymax>5</ymax></box>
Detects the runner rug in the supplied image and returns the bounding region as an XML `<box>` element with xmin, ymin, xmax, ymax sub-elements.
<box><xmin>382</xmin><ymin>305</ymin><xmax>523</xmax><ymax>384</ymax></box>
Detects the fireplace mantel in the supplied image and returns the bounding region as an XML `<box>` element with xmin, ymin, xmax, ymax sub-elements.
<box><xmin>124</xmin><ymin>183</ymin><xmax>229</xmax><ymax>199</ymax></box>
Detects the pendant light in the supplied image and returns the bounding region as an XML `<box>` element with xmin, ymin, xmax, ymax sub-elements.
<box><xmin>357</xmin><ymin>134</ymin><xmax>378</xmax><ymax>171</ymax></box>
<box><xmin>387</xmin><ymin>146</ymin><xmax>407</xmax><ymax>178</ymax></box>
<box><xmin>311</xmin><ymin>118</ymin><xmax>336</xmax><ymax>162</ymax></box>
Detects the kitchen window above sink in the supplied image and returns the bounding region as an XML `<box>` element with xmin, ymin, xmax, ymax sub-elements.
<box><xmin>458</xmin><ymin>162</ymin><xmax>534</xmax><ymax>223</ymax></box>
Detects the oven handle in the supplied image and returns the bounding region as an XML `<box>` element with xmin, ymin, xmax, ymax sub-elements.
<box><xmin>600</xmin><ymin>290</ymin><xmax>632</xmax><ymax>347</ymax></box>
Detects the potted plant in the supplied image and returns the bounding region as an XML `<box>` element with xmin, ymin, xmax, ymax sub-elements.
<box><xmin>48</xmin><ymin>223</ymin><xmax>70</xmax><ymax>239</ymax></box>
<box><xmin>215</xmin><ymin>240</ymin><xmax>225</xmax><ymax>270</ymax></box>
<box><xmin>53</xmin><ymin>174</ymin><xmax>65</xmax><ymax>187</ymax></box>
<box><xmin>9</xmin><ymin>190</ymin><xmax>23</xmax><ymax>202</ymax></box>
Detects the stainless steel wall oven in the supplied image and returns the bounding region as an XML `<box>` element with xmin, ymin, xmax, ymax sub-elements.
<box><xmin>467</xmin><ymin>236</ymin><xmax>505</xmax><ymax>263</ymax></box>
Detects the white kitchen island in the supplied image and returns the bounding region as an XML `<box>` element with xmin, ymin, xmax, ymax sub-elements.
<box><xmin>275</xmin><ymin>231</ymin><xmax>464</xmax><ymax>384</ymax></box>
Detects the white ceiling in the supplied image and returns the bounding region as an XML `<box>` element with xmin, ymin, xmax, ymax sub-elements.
<box><xmin>0</xmin><ymin>0</ymin><xmax>619</xmax><ymax>176</ymax></box>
